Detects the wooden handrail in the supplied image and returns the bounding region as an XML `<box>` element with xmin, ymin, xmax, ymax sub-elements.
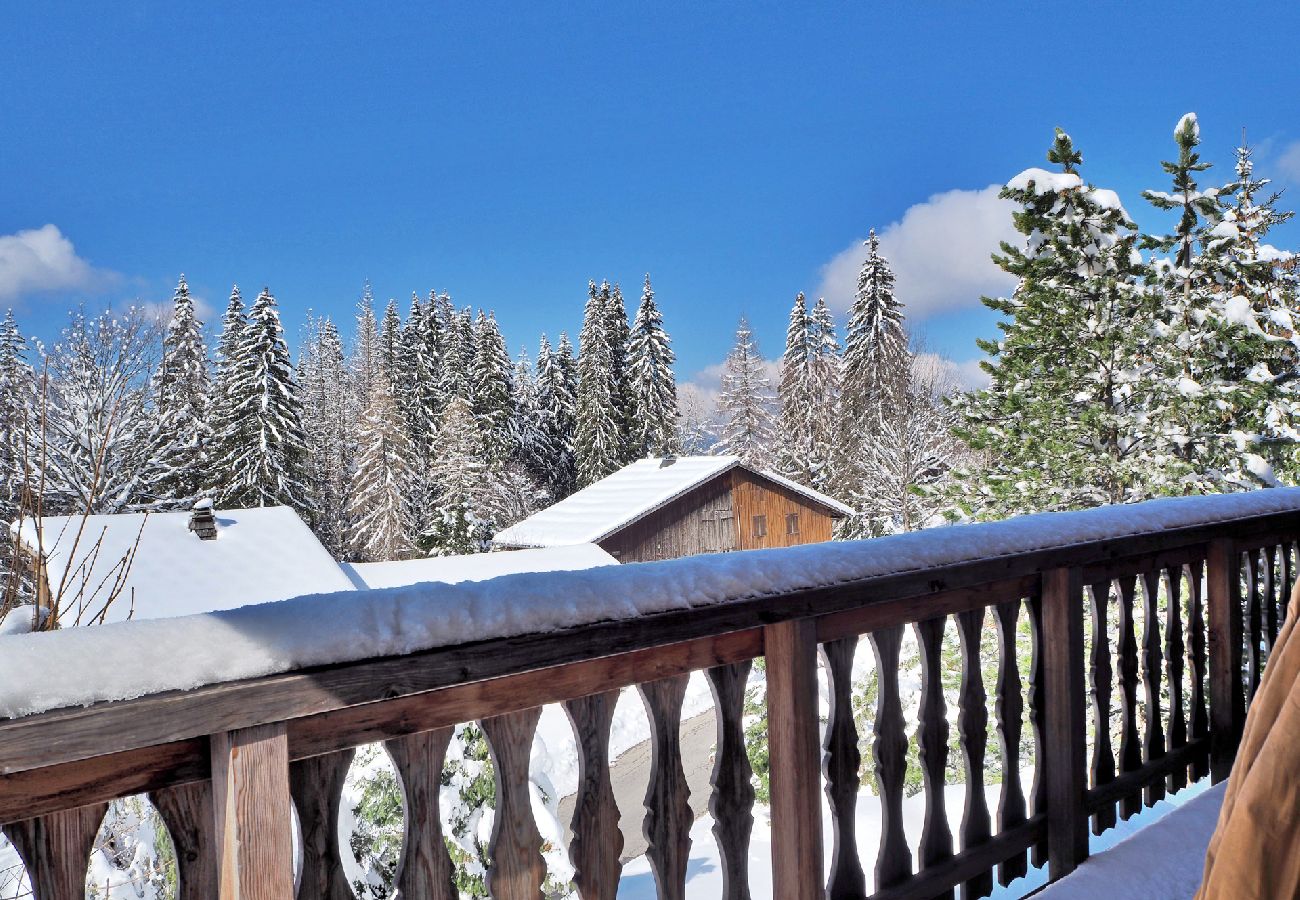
<box><xmin>1</xmin><ymin>499</ymin><xmax>1296</xmax><ymax>899</ymax></box>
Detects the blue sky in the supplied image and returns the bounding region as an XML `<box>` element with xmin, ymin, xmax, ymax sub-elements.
<box><xmin>2</xmin><ymin>1</ymin><xmax>1299</xmax><ymax>391</ymax></box>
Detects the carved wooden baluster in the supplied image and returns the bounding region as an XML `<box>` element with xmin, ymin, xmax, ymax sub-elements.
<box><xmin>868</xmin><ymin>625</ymin><xmax>911</xmax><ymax>890</ymax></box>
<box><xmin>1263</xmin><ymin>545</ymin><xmax>1279</xmax><ymax>652</ymax></box>
<box><xmin>1140</xmin><ymin>570</ymin><xmax>1167</xmax><ymax>806</ymax></box>
<box><xmin>563</xmin><ymin>691</ymin><xmax>624</xmax><ymax>900</ymax></box>
<box><xmin>1026</xmin><ymin>591</ymin><xmax>1048</xmax><ymax>868</ymax></box>
<box><xmin>638</xmin><ymin>674</ymin><xmax>693</xmax><ymax>900</ymax></box>
<box><xmin>2</xmin><ymin>804</ymin><xmax>108</xmax><ymax>900</ymax></box>
<box><xmin>290</xmin><ymin>747</ymin><xmax>356</xmax><ymax>900</ymax></box>
<box><xmin>1165</xmin><ymin>567</ymin><xmax>1188</xmax><ymax>793</ymax></box>
<box><xmin>481</xmin><ymin>708</ymin><xmax>546</xmax><ymax>900</ymax></box>
<box><xmin>1187</xmin><ymin>561</ymin><xmax>1210</xmax><ymax>780</ymax></box>
<box><xmin>956</xmin><ymin>608</ymin><xmax>993</xmax><ymax>899</ymax></box>
<box><xmin>1245</xmin><ymin>550</ymin><xmax>1262</xmax><ymax>703</ymax></box>
<box><xmin>706</xmin><ymin>662</ymin><xmax>755</xmax><ymax>900</ymax></box>
<box><xmin>386</xmin><ymin>727</ymin><xmax>457</xmax><ymax>900</ymax></box>
<box><xmin>1086</xmin><ymin>581</ymin><xmax>1116</xmax><ymax>833</ymax></box>
<box><xmin>993</xmin><ymin>600</ymin><xmax>1028</xmax><ymax>885</ymax></box>
<box><xmin>821</xmin><ymin>637</ymin><xmax>865</xmax><ymax>900</ymax></box>
<box><xmin>914</xmin><ymin>616</ymin><xmax>953</xmax><ymax>898</ymax></box>
<box><xmin>150</xmin><ymin>781</ymin><xmax>217</xmax><ymax>900</ymax></box>
<box><xmin>1116</xmin><ymin>575</ymin><xmax>1142</xmax><ymax>818</ymax></box>
<box><xmin>1283</xmin><ymin>543</ymin><xmax>1295</xmax><ymax>626</ymax></box>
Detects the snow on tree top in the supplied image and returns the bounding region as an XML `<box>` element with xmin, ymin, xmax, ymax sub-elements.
<box><xmin>14</xmin><ymin>506</ymin><xmax>353</xmax><ymax>625</ymax></box>
<box><xmin>493</xmin><ymin>455</ymin><xmax>853</xmax><ymax>548</ymax></box>
<box><xmin>1006</xmin><ymin>167</ymin><xmax>1083</xmax><ymax>194</ymax></box>
<box><xmin>2</xmin><ymin>489</ymin><xmax>1300</xmax><ymax>718</ymax></box>
<box><xmin>342</xmin><ymin>543</ymin><xmax>617</xmax><ymax>589</ymax></box>
<box><xmin>1176</xmin><ymin>111</ymin><xmax>1199</xmax><ymax>141</ymax></box>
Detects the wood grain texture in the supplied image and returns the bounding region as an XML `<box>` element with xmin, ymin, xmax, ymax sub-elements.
<box><xmin>765</xmin><ymin>619</ymin><xmax>824</xmax><ymax>900</ymax></box>
<box><xmin>3</xmin><ymin>803</ymin><xmax>107</xmax><ymax>900</ymax></box>
<box><xmin>955</xmin><ymin>608</ymin><xmax>993</xmax><ymax>899</ymax></box>
<box><xmin>1186</xmin><ymin>560</ymin><xmax>1210</xmax><ymax>781</ymax></box>
<box><xmin>914</xmin><ymin>615</ymin><xmax>953</xmax><ymax>898</ymax></box>
<box><xmin>1042</xmin><ymin>567</ymin><xmax>1087</xmax><ymax>881</ymax></box>
<box><xmin>563</xmin><ymin>691</ymin><xmax>623</xmax><ymax>900</ymax></box>
<box><xmin>705</xmin><ymin>662</ymin><xmax>755</xmax><ymax>900</ymax></box>
<box><xmin>289</xmin><ymin>747</ymin><xmax>355</xmax><ymax>900</ymax></box>
<box><xmin>1025</xmin><ymin>590</ymin><xmax>1048</xmax><ymax>869</ymax></box>
<box><xmin>1164</xmin><ymin>567</ymin><xmax>1188</xmax><ymax>793</ymax></box>
<box><xmin>1207</xmin><ymin>539</ymin><xmax>1244</xmax><ymax>783</ymax></box>
<box><xmin>868</xmin><ymin>815</ymin><xmax>1044</xmax><ymax>900</ymax></box>
<box><xmin>820</xmin><ymin>636</ymin><xmax>865</xmax><ymax>900</ymax></box>
<box><xmin>730</xmin><ymin>469</ymin><xmax>837</xmax><ymax>551</ymax></box>
<box><xmin>151</xmin><ymin>780</ymin><xmax>217</xmax><ymax>900</ymax></box>
<box><xmin>1086</xmin><ymin>581</ymin><xmax>1116</xmax><ymax>834</ymax></box>
<box><xmin>481</xmin><ymin>708</ymin><xmax>546</xmax><ymax>900</ymax></box>
<box><xmin>1115</xmin><ymin>575</ymin><xmax>1143</xmax><ymax>818</ymax></box>
<box><xmin>992</xmin><ymin>600</ymin><xmax>1028</xmax><ymax>885</ymax></box>
<box><xmin>1139</xmin><ymin>570</ymin><xmax>1166</xmax><ymax>806</ymax></box>
<box><xmin>868</xmin><ymin>624</ymin><xmax>911</xmax><ymax>891</ymax></box>
<box><xmin>385</xmin><ymin>728</ymin><xmax>456</xmax><ymax>900</ymax></box>
<box><xmin>638</xmin><ymin>674</ymin><xmax>693</xmax><ymax>900</ymax></box>
<box><xmin>211</xmin><ymin>723</ymin><xmax>294</xmax><ymax>900</ymax></box>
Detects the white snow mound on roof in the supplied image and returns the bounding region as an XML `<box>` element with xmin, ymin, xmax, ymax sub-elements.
<box><xmin>343</xmin><ymin>544</ymin><xmax>617</xmax><ymax>589</ymax></box>
<box><xmin>2</xmin><ymin>489</ymin><xmax>1299</xmax><ymax>719</ymax></box>
<box><xmin>16</xmin><ymin>506</ymin><xmax>353</xmax><ymax>625</ymax></box>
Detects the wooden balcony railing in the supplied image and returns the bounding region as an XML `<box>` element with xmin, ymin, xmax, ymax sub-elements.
<box><xmin>1</xmin><ymin>496</ymin><xmax>1296</xmax><ymax>900</ymax></box>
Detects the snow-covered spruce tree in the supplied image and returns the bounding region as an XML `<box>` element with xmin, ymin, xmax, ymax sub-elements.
<box><xmin>1142</xmin><ymin>115</ymin><xmax>1299</xmax><ymax>490</ymax></box>
<box><xmin>422</xmin><ymin>396</ymin><xmax>494</xmax><ymax>555</ymax></box>
<box><xmin>536</xmin><ymin>333</ymin><xmax>579</xmax><ymax>500</ymax></box>
<box><xmin>348</xmin><ymin>371</ymin><xmax>417</xmax><ymax>562</ymax></box>
<box><xmin>603</xmin><ymin>281</ymin><xmax>637</xmax><ymax>464</ymax></box>
<box><xmin>215</xmin><ymin>288</ymin><xmax>312</xmax><ymax>512</ymax></box>
<box><xmin>439</xmin><ymin>307</ymin><xmax>476</xmax><ymax>408</ymax></box>
<box><xmin>575</xmin><ymin>282</ymin><xmax>624</xmax><ymax>485</ymax></box>
<box><xmin>808</xmin><ymin>297</ymin><xmax>843</xmax><ymax>493</ymax></box>
<box><xmin>777</xmin><ymin>293</ymin><xmax>820</xmax><ymax>485</ymax></box>
<box><xmin>470</xmin><ymin>311</ymin><xmax>515</xmax><ymax>466</ymax></box>
<box><xmin>953</xmin><ymin>128</ymin><xmax>1157</xmax><ymax>517</ymax></box>
<box><xmin>0</xmin><ymin>310</ymin><xmax>34</xmax><ymax>598</ymax></box>
<box><xmin>351</xmin><ymin>283</ymin><xmax>381</xmax><ymax>424</ymax></box>
<box><xmin>299</xmin><ymin>316</ymin><xmax>353</xmax><ymax>558</ymax></box>
<box><xmin>627</xmin><ymin>274</ymin><xmax>678</xmax><ymax>457</ymax></box>
<box><xmin>41</xmin><ymin>306</ymin><xmax>159</xmax><ymax>514</ymax></box>
<box><xmin>209</xmin><ymin>285</ymin><xmax>247</xmax><ymax>476</ymax></box>
<box><xmin>716</xmin><ymin>315</ymin><xmax>777</xmax><ymax>468</ymax></box>
<box><xmin>509</xmin><ymin>348</ymin><xmax>556</xmax><ymax>501</ymax></box>
<box><xmin>143</xmin><ymin>275</ymin><xmax>213</xmax><ymax>509</ymax></box>
<box><xmin>378</xmin><ymin>297</ymin><xmax>403</xmax><ymax>389</ymax></box>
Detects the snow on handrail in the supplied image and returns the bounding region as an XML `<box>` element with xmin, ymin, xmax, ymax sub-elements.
<box><xmin>2</xmin><ymin>489</ymin><xmax>1299</xmax><ymax>719</ymax></box>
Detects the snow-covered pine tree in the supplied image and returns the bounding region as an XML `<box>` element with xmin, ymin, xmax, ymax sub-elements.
<box><xmin>439</xmin><ymin>308</ymin><xmax>475</xmax><ymax>407</ymax></box>
<box><xmin>348</xmin><ymin>370</ymin><xmax>417</xmax><ymax>562</ymax></box>
<box><xmin>216</xmin><ymin>288</ymin><xmax>312</xmax><ymax>512</ymax></box>
<box><xmin>777</xmin><ymin>293</ymin><xmax>817</xmax><ymax>484</ymax></box>
<box><xmin>351</xmin><ymin>283</ymin><xmax>381</xmax><ymax>423</ymax></box>
<box><xmin>808</xmin><ymin>297</ymin><xmax>843</xmax><ymax>493</ymax></box>
<box><xmin>716</xmin><ymin>315</ymin><xmax>777</xmax><ymax>468</ymax></box>
<box><xmin>422</xmin><ymin>396</ymin><xmax>494</xmax><ymax>555</ymax></box>
<box><xmin>953</xmin><ymin>128</ymin><xmax>1156</xmax><ymax>517</ymax></box>
<box><xmin>575</xmin><ymin>282</ymin><xmax>624</xmax><ymax>485</ymax></box>
<box><xmin>41</xmin><ymin>307</ymin><xmax>158</xmax><ymax>514</ymax></box>
<box><xmin>627</xmin><ymin>274</ymin><xmax>678</xmax><ymax>457</ymax></box>
<box><xmin>536</xmin><ymin>333</ymin><xmax>578</xmax><ymax>499</ymax></box>
<box><xmin>1142</xmin><ymin>115</ymin><xmax>1299</xmax><ymax>490</ymax></box>
<box><xmin>299</xmin><ymin>316</ymin><xmax>353</xmax><ymax>557</ymax></box>
<box><xmin>209</xmin><ymin>285</ymin><xmax>248</xmax><ymax>480</ymax></box>
<box><xmin>603</xmin><ymin>281</ymin><xmax>637</xmax><ymax>464</ymax></box>
<box><xmin>471</xmin><ymin>311</ymin><xmax>515</xmax><ymax>465</ymax></box>
<box><xmin>378</xmin><ymin>297</ymin><xmax>403</xmax><ymax>389</ymax></box>
<box><xmin>841</xmin><ymin>229</ymin><xmax>908</xmax><ymax>426</ymax></box>
<box><xmin>0</xmin><ymin>310</ymin><xmax>33</xmax><ymax>593</ymax></box>
<box><xmin>509</xmin><ymin>348</ymin><xmax>554</xmax><ymax>493</ymax></box>
<box><xmin>144</xmin><ymin>275</ymin><xmax>213</xmax><ymax>508</ymax></box>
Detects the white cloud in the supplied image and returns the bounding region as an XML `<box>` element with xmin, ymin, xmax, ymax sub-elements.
<box><xmin>0</xmin><ymin>225</ymin><xmax>117</xmax><ymax>304</ymax></box>
<box><xmin>1277</xmin><ymin>140</ymin><xmax>1300</xmax><ymax>184</ymax></box>
<box><xmin>815</xmin><ymin>185</ymin><xmax>1019</xmax><ymax>322</ymax></box>
<box><xmin>914</xmin><ymin>352</ymin><xmax>991</xmax><ymax>392</ymax></box>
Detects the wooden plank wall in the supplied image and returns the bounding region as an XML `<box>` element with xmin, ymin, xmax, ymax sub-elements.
<box><xmin>731</xmin><ymin>470</ymin><xmax>835</xmax><ymax>551</ymax></box>
<box><xmin>598</xmin><ymin>475</ymin><xmax>734</xmax><ymax>562</ymax></box>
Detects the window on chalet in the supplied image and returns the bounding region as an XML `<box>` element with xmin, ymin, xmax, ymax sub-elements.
<box><xmin>786</xmin><ymin>512</ymin><xmax>800</xmax><ymax>535</ymax></box>
<box><xmin>752</xmin><ymin>515</ymin><xmax>767</xmax><ymax>538</ymax></box>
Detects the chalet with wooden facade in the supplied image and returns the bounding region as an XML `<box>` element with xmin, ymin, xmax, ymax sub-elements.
<box><xmin>493</xmin><ymin>455</ymin><xmax>853</xmax><ymax>561</ymax></box>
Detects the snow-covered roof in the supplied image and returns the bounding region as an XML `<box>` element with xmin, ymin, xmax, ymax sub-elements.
<box><xmin>15</xmin><ymin>506</ymin><xmax>354</xmax><ymax>625</ymax></box>
<box><xmin>342</xmin><ymin>543</ymin><xmax>618</xmax><ymax>589</ymax></box>
<box><xmin>493</xmin><ymin>456</ymin><xmax>853</xmax><ymax>548</ymax></box>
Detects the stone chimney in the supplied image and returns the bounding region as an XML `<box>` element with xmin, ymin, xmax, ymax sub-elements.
<box><xmin>189</xmin><ymin>498</ymin><xmax>218</xmax><ymax>540</ymax></box>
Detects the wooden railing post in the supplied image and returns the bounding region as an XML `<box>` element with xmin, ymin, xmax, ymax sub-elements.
<box><xmin>1207</xmin><ymin>538</ymin><xmax>1245</xmax><ymax>783</ymax></box>
<box><xmin>764</xmin><ymin>618</ymin><xmax>824</xmax><ymax>900</ymax></box>
<box><xmin>211</xmin><ymin>723</ymin><xmax>294</xmax><ymax>900</ymax></box>
<box><xmin>1042</xmin><ymin>566</ymin><xmax>1087</xmax><ymax>880</ymax></box>
<box><xmin>2</xmin><ymin>804</ymin><xmax>107</xmax><ymax>900</ymax></box>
